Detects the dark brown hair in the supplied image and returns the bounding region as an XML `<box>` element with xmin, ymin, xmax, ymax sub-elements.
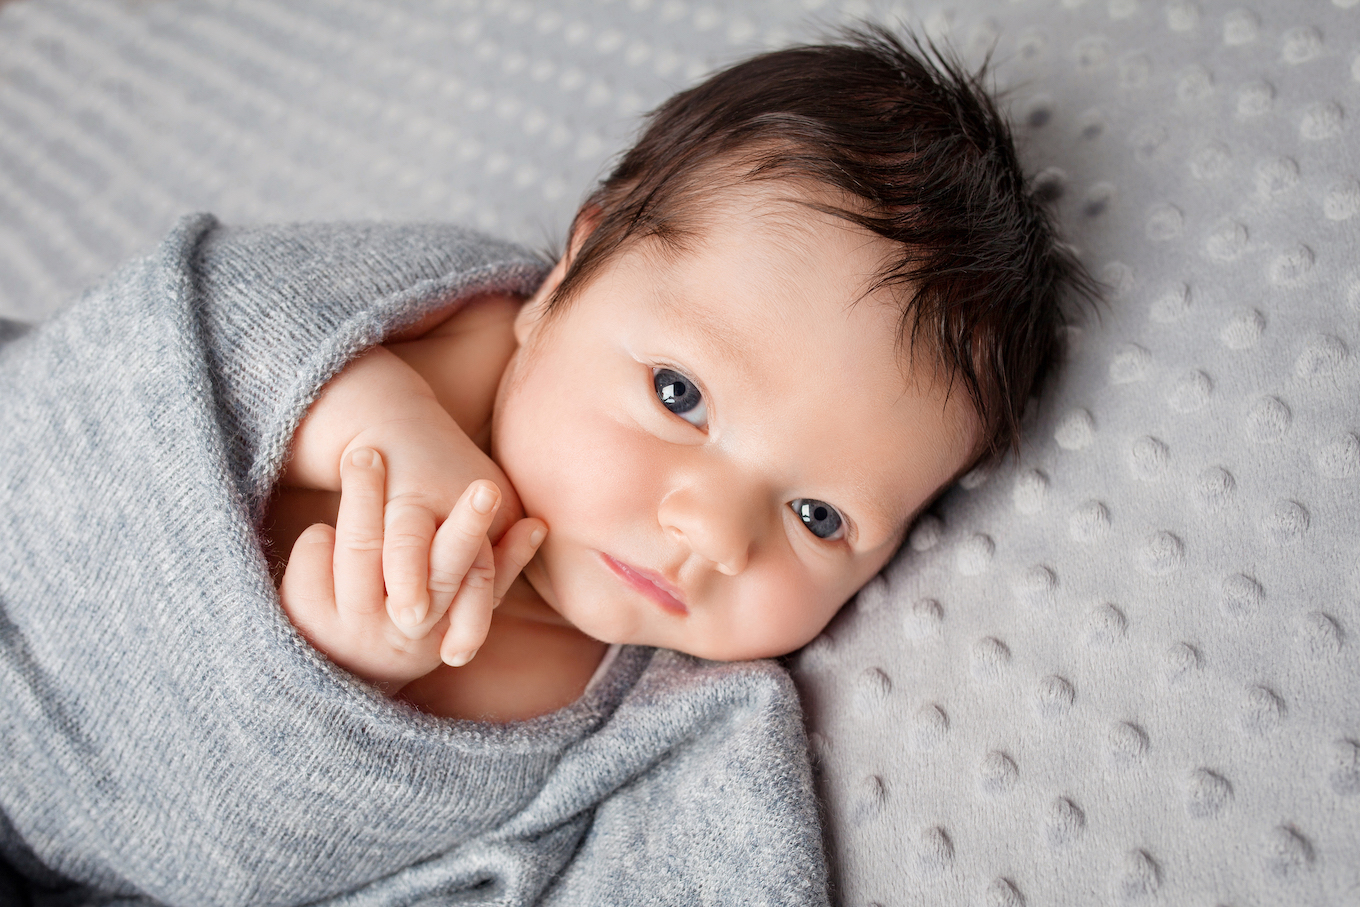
<box><xmin>549</xmin><ymin>25</ymin><xmax>1097</xmax><ymax>462</ymax></box>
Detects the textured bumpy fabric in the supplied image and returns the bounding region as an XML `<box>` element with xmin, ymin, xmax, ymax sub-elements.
<box><xmin>0</xmin><ymin>215</ymin><xmax>828</xmax><ymax>907</ymax></box>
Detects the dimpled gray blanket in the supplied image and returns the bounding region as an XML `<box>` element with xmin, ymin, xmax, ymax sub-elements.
<box><xmin>0</xmin><ymin>214</ymin><xmax>827</xmax><ymax>907</ymax></box>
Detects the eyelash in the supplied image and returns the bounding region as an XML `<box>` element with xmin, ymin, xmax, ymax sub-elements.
<box><xmin>650</xmin><ymin>367</ymin><xmax>847</xmax><ymax>543</ymax></box>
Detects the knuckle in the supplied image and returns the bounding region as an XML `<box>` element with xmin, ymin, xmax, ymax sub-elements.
<box><xmin>384</xmin><ymin>528</ymin><xmax>432</xmax><ymax>550</ymax></box>
<box><xmin>339</xmin><ymin>528</ymin><xmax>384</xmax><ymax>552</ymax></box>
<box><xmin>462</xmin><ymin>563</ymin><xmax>495</xmax><ymax>590</ymax></box>
<box><xmin>427</xmin><ymin>568</ymin><xmax>465</xmax><ymax>595</ymax></box>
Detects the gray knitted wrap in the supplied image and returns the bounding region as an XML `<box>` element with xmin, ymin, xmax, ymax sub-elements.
<box><xmin>0</xmin><ymin>214</ymin><xmax>827</xmax><ymax>907</ymax></box>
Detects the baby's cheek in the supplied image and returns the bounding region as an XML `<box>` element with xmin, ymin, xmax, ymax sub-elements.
<box><xmin>736</xmin><ymin>566</ymin><xmax>840</xmax><ymax>659</ymax></box>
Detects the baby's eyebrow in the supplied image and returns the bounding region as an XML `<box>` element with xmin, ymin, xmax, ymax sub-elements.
<box><xmin>655</xmin><ymin>293</ymin><xmax>748</xmax><ymax>373</ymax></box>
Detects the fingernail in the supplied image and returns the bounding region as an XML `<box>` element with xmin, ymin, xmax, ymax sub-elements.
<box><xmin>399</xmin><ymin>607</ymin><xmax>420</xmax><ymax>627</ymax></box>
<box><xmin>471</xmin><ymin>485</ymin><xmax>497</xmax><ymax>514</ymax></box>
<box><xmin>351</xmin><ymin>448</ymin><xmax>377</xmax><ymax>468</ymax></box>
<box><xmin>529</xmin><ymin>527</ymin><xmax>546</xmax><ymax>547</ymax></box>
<box><xmin>447</xmin><ymin>648</ymin><xmax>478</xmax><ymax>667</ymax></box>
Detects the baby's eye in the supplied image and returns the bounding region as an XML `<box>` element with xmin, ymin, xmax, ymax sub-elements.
<box><xmin>791</xmin><ymin>499</ymin><xmax>845</xmax><ymax>540</ymax></box>
<box><xmin>653</xmin><ymin>367</ymin><xmax>707</xmax><ymax>428</ymax></box>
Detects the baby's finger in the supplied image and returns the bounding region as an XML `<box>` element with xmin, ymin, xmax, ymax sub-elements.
<box><xmin>382</xmin><ymin>497</ymin><xmax>439</xmax><ymax>638</ymax></box>
<box><xmin>279</xmin><ymin>522</ymin><xmax>338</xmax><ymax>640</ymax></box>
<box><xmin>439</xmin><ymin>535</ymin><xmax>496</xmax><ymax>667</ymax></box>
<box><xmin>333</xmin><ymin>448</ymin><xmax>387</xmax><ymax>619</ymax></box>
<box><xmin>422</xmin><ymin>481</ymin><xmax>501</xmax><ymax>634</ymax></box>
<box><xmin>491</xmin><ymin>518</ymin><xmax>547</xmax><ymax>606</ymax></box>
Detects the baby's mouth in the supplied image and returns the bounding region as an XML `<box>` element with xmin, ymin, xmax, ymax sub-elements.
<box><xmin>600</xmin><ymin>553</ymin><xmax>688</xmax><ymax>616</ymax></box>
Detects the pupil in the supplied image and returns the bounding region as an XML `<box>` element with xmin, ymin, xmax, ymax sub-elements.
<box><xmin>794</xmin><ymin>499</ymin><xmax>841</xmax><ymax>539</ymax></box>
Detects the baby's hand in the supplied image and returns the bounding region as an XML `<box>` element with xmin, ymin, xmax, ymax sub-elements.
<box><xmin>278</xmin><ymin>448</ymin><xmax>545</xmax><ymax>689</ymax></box>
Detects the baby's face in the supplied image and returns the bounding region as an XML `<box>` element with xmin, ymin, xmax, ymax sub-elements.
<box><xmin>492</xmin><ymin>184</ymin><xmax>979</xmax><ymax>661</ymax></box>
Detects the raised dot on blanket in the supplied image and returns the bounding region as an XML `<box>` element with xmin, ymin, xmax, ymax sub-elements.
<box><xmin>1315</xmin><ymin>433</ymin><xmax>1360</xmax><ymax>479</ymax></box>
<box><xmin>1185</xmin><ymin>768</ymin><xmax>1233</xmax><ymax>817</ymax></box>
<box><xmin>1220</xmin><ymin>308</ymin><xmax>1265</xmax><ymax>349</ymax></box>
<box><xmin>1265</xmin><ymin>824</ymin><xmax>1315</xmax><ymax>877</ymax></box>
<box><xmin>1129</xmin><ymin>436</ymin><xmax>1171</xmax><ymax>480</ymax></box>
<box><xmin>1045</xmin><ymin>797</ymin><xmax>1085</xmax><ymax>847</ymax></box>
<box><xmin>1169</xmin><ymin>369</ymin><xmax>1213</xmax><ymax>412</ymax></box>
<box><xmin>1150</xmin><ymin>282</ymin><xmax>1191</xmax><ymax>323</ymax></box>
<box><xmin>1108</xmin><ymin>721</ymin><xmax>1150</xmax><ymax>764</ymax></box>
<box><xmin>853</xmin><ymin>667</ymin><xmax>892</xmax><ymax>716</ymax></box>
<box><xmin>1176</xmin><ymin>65</ymin><xmax>1214</xmax><ymax>103</ymax></box>
<box><xmin>1072</xmin><ymin>35</ymin><xmax>1111</xmax><ymax>72</ymax></box>
<box><xmin>1242</xmin><ymin>685</ymin><xmax>1287</xmax><ymax>735</ymax></box>
<box><xmin>957</xmin><ymin>533</ymin><xmax>996</xmax><ymax>575</ymax></box>
<box><xmin>1013</xmin><ymin>468</ymin><xmax>1049</xmax><ymax>514</ymax></box>
<box><xmin>1299</xmin><ymin>612</ymin><xmax>1345</xmax><ymax>658</ymax></box>
<box><xmin>1036</xmin><ymin>674</ymin><xmax>1076</xmax><ymax>718</ymax></box>
<box><xmin>1247</xmin><ymin>396</ymin><xmax>1291</xmax><ymax>443</ymax></box>
<box><xmin>1166</xmin><ymin>642</ymin><xmax>1203</xmax><ymax>682</ymax></box>
<box><xmin>1205</xmin><ymin>217</ymin><xmax>1249</xmax><ymax>260</ymax></box>
<box><xmin>1166</xmin><ymin>0</ymin><xmax>1200</xmax><ymax>32</ymax></box>
<box><xmin>1255</xmin><ymin>156</ymin><xmax>1300</xmax><ymax>198</ymax></box>
<box><xmin>1139</xmin><ymin>530</ymin><xmax>1184</xmax><ymax>575</ymax></box>
<box><xmin>1282</xmin><ymin>26</ymin><xmax>1323</xmax><ymax>64</ymax></box>
<box><xmin>1236</xmin><ymin>78</ymin><xmax>1275</xmax><ymax>117</ymax></box>
<box><xmin>918</xmin><ymin>826</ymin><xmax>954</xmax><ymax>871</ymax></box>
<box><xmin>1132</xmin><ymin>125</ymin><xmax>1169</xmax><ymax>162</ymax></box>
<box><xmin>1013</xmin><ymin>564</ymin><xmax>1058</xmax><ymax>609</ymax></box>
<box><xmin>1221</xmin><ymin>573</ymin><xmax>1265</xmax><ymax>617</ymax></box>
<box><xmin>1295</xmin><ymin>334</ymin><xmax>1347</xmax><ymax>377</ymax></box>
<box><xmin>1261</xmin><ymin>499</ymin><xmax>1309</xmax><ymax>545</ymax></box>
<box><xmin>1223</xmin><ymin>8</ymin><xmax>1260</xmax><ymax>46</ymax></box>
<box><xmin>1324</xmin><ymin>178</ymin><xmax>1360</xmax><ymax>220</ymax></box>
<box><xmin>1195</xmin><ymin>467</ymin><xmax>1236</xmax><ymax>510</ymax></box>
<box><xmin>960</xmin><ymin>461</ymin><xmax>994</xmax><ymax>490</ymax></box>
<box><xmin>909</xmin><ymin>514</ymin><xmax>943</xmax><ymax>552</ymax></box>
<box><xmin>1300</xmin><ymin>102</ymin><xmax>1343</xmax><ymax>142</ymax></box>
<box><xmin>1087</xmin><ymin>603</ymin><xmax>1128</xmax><ymax>647</ymax></box>
<box><xmin>1056</xmin><ymin>408</ymin><xmax>1096</xmax><ymax>449</ymax></box>
<box><xmin>1032</xmin><ymin>166</ymin><xmax>1065</xmax><ymax>202</ymax></box>
<box><xmin>1117</xmin><ymin>849</ymin><xmax>1162</xmax><ymax>899</ymax></box>
<box><xmin>1191</xmin><ymin>141</ymin><xmax>1233</xmax><ymax>181</ymax></box>
<box><xmin>902</xmin><ymin>598</ymin><xmax>944</xmax><ymax>640</ymax></box>
<box><xmin>912</xmin><ymin>703</ymin><xmax>950</xmax><ymax>750</ymax></box>
<box><xmin>984</xmin><ymin>877</ymin><xmax>1026</xmax><ymax>907</ymax></box>
<box><xmin>852</xmin><ymin>774</ymin><xmax>886</xmax><ymax>824</ymax></box>
<box><xmin>1084</xmin><ymin>181</ymin><xmax>1115</xmax><ymax>217</ymax></box>
<box><xmin>980</xmin><ymin>750</ymin><xmax>1019</xmax><ymax>795</ymax></box>
<box><xmin>1110</xmin><ymin>343</ymin><xmax>1152</xmax><ymax>383</ymax></box>
<box><xmin>1145</xmin><ymin>204</ymin><xmax>1185</xmax><ymax>243</ymax></box>
<box><xmin>1070</xmin><ymin>499</ymin><xmax>1113</xmax><ymax>541</ymax></box>
<box><xmin>972</xmin><ymin>637</ymin><xmax>1012</xmax><ymax>679</ymax></box>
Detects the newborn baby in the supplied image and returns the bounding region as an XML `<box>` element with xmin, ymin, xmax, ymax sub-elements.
<box><xmin>265</xmin><ymin>27</ymin><xmax>1091</xmax><ymax>723</ymax></box>
<box><xmin>0</xmin><ymin>26</ymin><xmax>1095</xmax><ymax>904</ymax></box>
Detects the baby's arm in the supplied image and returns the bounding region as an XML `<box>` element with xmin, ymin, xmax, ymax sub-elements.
<box><xmin>280</xmin><ymin>449</ymin><xmax>543</xmax><ymax>686</ymax></box>
<box><xmin>282</xmin><ymin>345</ymin><xmax>526</xmax><ymax>637</ymax></box>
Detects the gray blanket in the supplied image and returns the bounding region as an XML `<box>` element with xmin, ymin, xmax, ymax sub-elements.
<box><xmin>0</xmin><ymin>214</ymin><xmax>827</xmax><ymax>907</ymax></box>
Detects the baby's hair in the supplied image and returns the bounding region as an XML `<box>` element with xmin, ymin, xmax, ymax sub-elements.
<box><xmin>550</xmin><ymin>24</ymin><xmax>1098</xmax><ymax>462</ymax></box>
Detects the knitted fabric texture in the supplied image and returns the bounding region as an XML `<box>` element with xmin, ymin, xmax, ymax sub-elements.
<box><xmin>0</xmin><ymin>214</ymin><xmax>827</xmax><ymax>907</ymax></box>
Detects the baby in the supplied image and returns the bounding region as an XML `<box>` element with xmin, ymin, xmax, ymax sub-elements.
<box><xmin>264</xmin><ymin>27</ymin><xmax>1091</xmax><ymax>723</ymax></box>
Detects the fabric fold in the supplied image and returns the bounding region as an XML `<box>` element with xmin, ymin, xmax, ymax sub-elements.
<box><xmin>0</xmin><ymin>216</ymin><xmax>828</xmax><ymax>906</ymax></box>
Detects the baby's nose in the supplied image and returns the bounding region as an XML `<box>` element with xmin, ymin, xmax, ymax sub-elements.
<box><xmin>657</xmin><ymin>480</ymin><xmax>756</xmax><ymax>576</ymax></box>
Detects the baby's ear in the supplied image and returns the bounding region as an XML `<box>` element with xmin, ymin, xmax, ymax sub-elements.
<box><xmin>568</xmin><ymin>203</ymin><xmax>603</xmax><ymax>259</ymax></box>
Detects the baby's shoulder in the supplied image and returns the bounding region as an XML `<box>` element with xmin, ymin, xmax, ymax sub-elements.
<box><xmin>384</xmin><ymin>291</ymin><xmax>523</xmax><ymax>449</ymax></box>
